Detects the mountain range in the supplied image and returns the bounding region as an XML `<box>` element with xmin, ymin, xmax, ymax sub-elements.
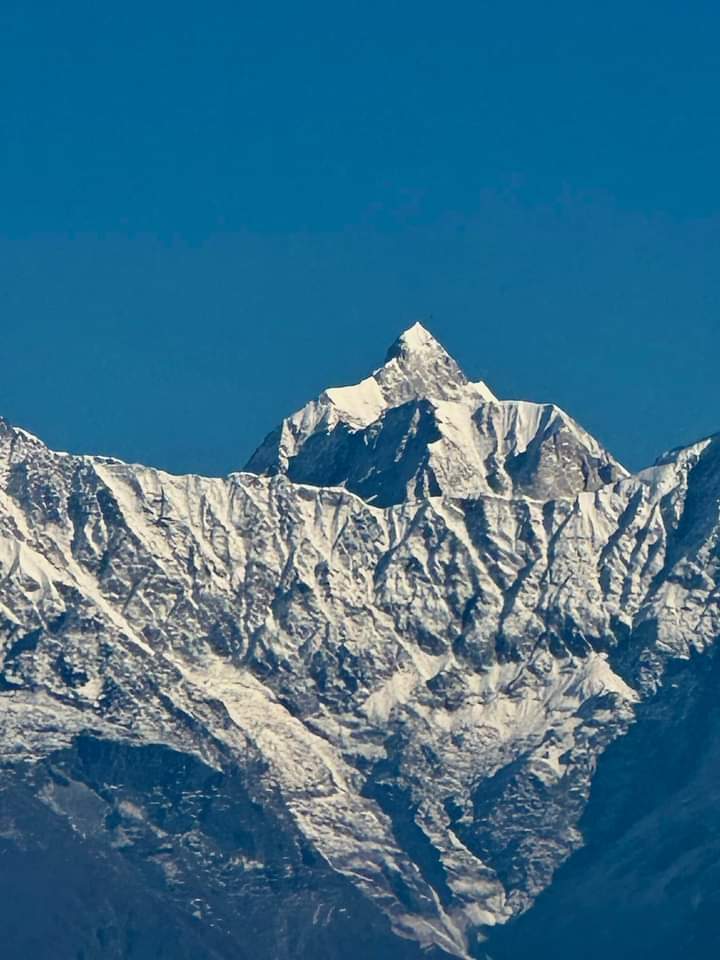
<box><xmin>0</xmin><ymin>323</ymin><xmax>718</xmax><ymax>958</ymax></box>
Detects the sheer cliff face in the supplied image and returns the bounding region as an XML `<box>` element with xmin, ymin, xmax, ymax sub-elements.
<box><xmin>0</xmin><ymin>325</ymin><xmax>718</xmax><ymax>959</ymax></box>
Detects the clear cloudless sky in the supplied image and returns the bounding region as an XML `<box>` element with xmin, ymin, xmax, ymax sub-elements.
<box><xmin>1</xmin><ymin>1</ymin><xmax>719</xmax><ymax>475</ymax></box>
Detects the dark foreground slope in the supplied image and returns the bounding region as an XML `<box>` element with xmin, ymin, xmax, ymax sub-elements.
<box><xmin>1</xmin><ymin>737</ymin><xmax>449</xmax><ymax>960</ymax></box>
<box><xmin>489</xmin><ymin>643</ymin><xmax>720</xmax><ymax>959</ymax></box>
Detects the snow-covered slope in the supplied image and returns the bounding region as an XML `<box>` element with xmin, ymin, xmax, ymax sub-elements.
<box><xmin>0</xmin><ymin>326</ymin><xmax>718</xmax><ymax>959</ymax></box>
<box><xmin>246</xmin><ymin>322</ymin><xmax>627</xmax><ymax>505</ymax></box>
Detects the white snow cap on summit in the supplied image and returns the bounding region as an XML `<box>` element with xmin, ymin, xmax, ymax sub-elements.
<box><xmin>320</xmin><ymin>322</ymin><xmax>497</xmax><ymax>426</ymax></box>
<box><xmin>384</xmin><ymin>320</ymin><xmax>462</xmax><ymax>363</ymax></box>
<box><xmin>378</xmin><ymin>321</ymin><xmax>498</xmax><ymax>408</ymax></box>
<box><xmin>390</xmin><ymin>320</ymin><xmax>438</xmax><ymax>352</ymax></box>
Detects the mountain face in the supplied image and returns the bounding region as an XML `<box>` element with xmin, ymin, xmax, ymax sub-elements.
<box><xmin>0</xmin><ymin>324</ymin><xmax>718</xmax><ymax>959</ymax></box>
<box><xmin>246</xmin><ymin>322</ymin><xmax>627</xmax><ymax>505</ymax></box>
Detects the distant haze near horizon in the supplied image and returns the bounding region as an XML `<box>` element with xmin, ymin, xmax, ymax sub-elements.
<box><xmin>1</xmin><ymin>2</ymin><xmax>718</xmax><ymax>476</ymax></box>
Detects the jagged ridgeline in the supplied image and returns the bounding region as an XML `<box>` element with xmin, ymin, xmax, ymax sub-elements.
<box><xmin>0</xmin><ymin>325</ymin><xmax>718</xmax><ymax>959</ymax></box>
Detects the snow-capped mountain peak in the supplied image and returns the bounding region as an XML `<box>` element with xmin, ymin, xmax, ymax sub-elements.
<box><xmin>377</xmin><ymin>321</ymin><xmax>497</xmax><ymax>408</ymax></box>
<box><xmin>385</xmin><ymin>319</ymin><xmax>436</xmax><ymax>354</ymax></box>
<box><xmin>246</xmin><ymin>325</ymin><xmax>626</xmax><ymax>505</ymax></box>
<box><xmin>312</xmin><ymin>323</ymin><xmax>495</xmax><ymax>432</ymax></box>
<box><xmin>0</xmin><ymin>322</ymin><xmax>719</xmax><ymax>959</ymax></box>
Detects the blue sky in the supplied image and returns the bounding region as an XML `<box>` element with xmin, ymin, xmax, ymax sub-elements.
<box><xmin>1</xmin><ymin>1</ymin><xmax>719</xmax><ymax>474</ymax></box>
